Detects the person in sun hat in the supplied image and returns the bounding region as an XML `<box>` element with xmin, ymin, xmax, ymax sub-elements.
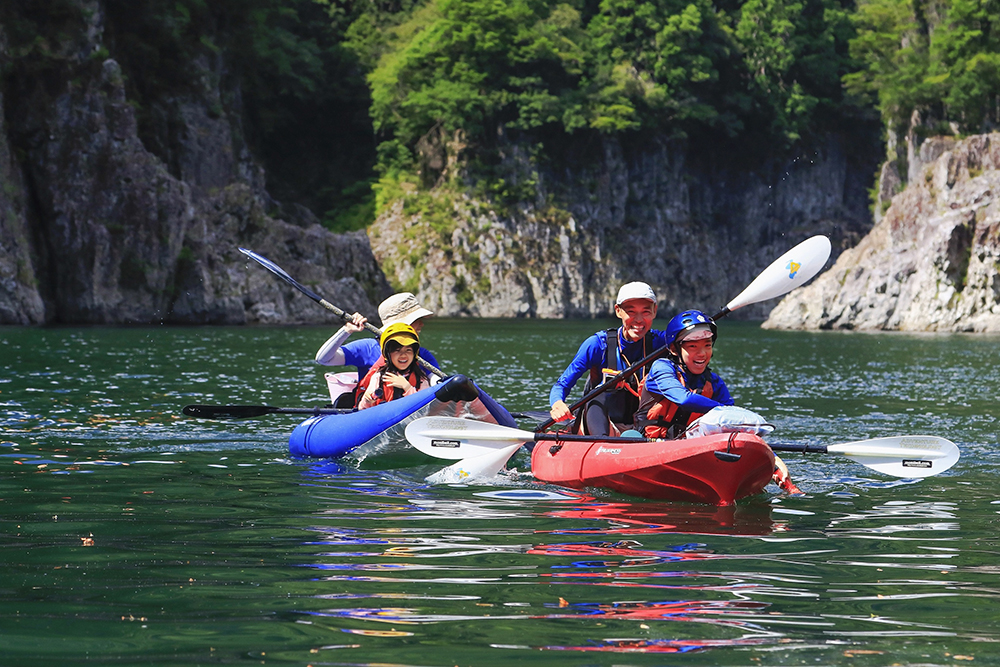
<box><xmin>375</xmin><ymin>292</ymin><xmax>435</xmax><ymax>332</ymax></box>
<box><xmin>634</xmin><ymin>309</ymin><xmax>801</xmax><ymax>493</ymax></box>
<box><xmin>356</xmin><ymin>323</ymin><xmax>439</xmax><ymax>409</ymax></box>
<box><xmin>547</xmin><ymin>281</ymin><xmax>669</xmax><ymax>436</ymax></box>
<box><xmin>314</xmin><ymin>293</ymin><xmax>439</xmax><ymax>406</ymax></box>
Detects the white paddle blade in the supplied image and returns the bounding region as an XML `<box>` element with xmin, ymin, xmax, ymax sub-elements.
<box><xmin>829</xmin><ymin>435</ymin><xmax>960</xmax><ymax>478</ymax></box>
<box><xmin>405</xmin><ymin>417</ymin><xmax>534</xmax><ymax>460</ymax></box>
<box><xmin>725</xmin><ymin>235</ymin><xmax>832</xmax><ymax>312</ymax></box>
<box><xmin>425</xmin><ymin>443</ymin><xmax>523</xmax><ymax>484</ymax></box>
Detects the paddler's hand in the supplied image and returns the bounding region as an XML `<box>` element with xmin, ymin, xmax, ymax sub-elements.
<box><xmin>549</xmin><ymin>400</ymin><xmax>572</xmax><ymax>422</ymax></box>
<box><xmin>772</xmin><ymin>456</ymin><xmax>803</xmax><ymax>495</ymax></box>
<box><xmin>345</xmin><ymin>312</ymin><xmax>367</xmax><ymax>334</ymax></box>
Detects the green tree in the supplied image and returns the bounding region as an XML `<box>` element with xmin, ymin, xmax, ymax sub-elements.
<box><xmin>586</xmin><ymin>0</ymin><xmax>741</xmax><ymax>135</ymax></box>
<box><xmin>735</xmin><ymin>0</ymin><xmax>855</xmax><ymax>142</ymax></box>
<box><xmin>844</xmin><ymin>0</ymin><xmax>931</xmax><ymax>134</ymax></box>
<box><xmin>927</xmin><ymin>0</ymin><xmax>1000</xmax><ymax>131</ymax></box>
<box><xmin>367</xmin><ymin>0</ymin><xmax>589</xmax><ymax>156</ymax></box>
<box><xmin>846</xmin><ymin>0</ymin><xmax>1000</xmax><ymax>136</ymax></box>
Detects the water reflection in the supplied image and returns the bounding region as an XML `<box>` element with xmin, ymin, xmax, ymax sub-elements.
<box><xmin>290</xmin><ymin>473</ymin><xmax>989</xmax><ymax>657</ymax></box>
<box><xmin>540</xmin><ymin>500</ymin><xmax>782</xmax><ymax>536</ymax></box>
<box><xmin>6</xmin><ymin>325</ymin><xmax>1000</xmax><ymax>664</ymax></box>
<box><xmin>825</xmin><ymin>501</ymin><xmax>960</xmax><ymax>543</ymax></box>
<box><xmin>531</xmin><ymin>634</ymin><xmax>781</xmax><ymax>653</ymax></box>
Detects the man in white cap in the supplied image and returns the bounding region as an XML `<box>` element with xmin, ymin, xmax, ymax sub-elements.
<box><xmin>315</xmin><ymin>293</ymin><xmax>438</xmax><ymax>405</ymax></box>
<box><xmin>548</xmin><ymin>281</ymin><xmax>669</xmax><ymax>436</ymax></box>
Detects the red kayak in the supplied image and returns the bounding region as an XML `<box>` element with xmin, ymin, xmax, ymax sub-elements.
<box><xmin>530</xmin><ymin>432</ymin><xmax>776</xmax><ymax>506</ymax></box>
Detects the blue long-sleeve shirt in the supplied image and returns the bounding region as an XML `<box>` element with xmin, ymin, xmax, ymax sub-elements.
<box><xmin>643</xmin><ymin>357</ymin><xmax>733</xmax><ymax>412</ymax></box>
<box><xmin>548</xmin><ymin>328</ymin><xmax>669</xmax><ymax>406</ymax></box>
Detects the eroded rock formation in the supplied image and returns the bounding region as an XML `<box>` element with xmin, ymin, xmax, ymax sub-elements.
<box><xmin>764</xmin><ymin>133</ymin><xmax>1000</xmax><ymax>332</ymax></box>
<box><xmin>0</xmin><ymin>5</ymin><xmax>390</xmax><ymax>325</ymax></box>
<box><xmin>369</xmin><ymin>134</ymin><xmax>880</xmax><ymax>319</ymax></box>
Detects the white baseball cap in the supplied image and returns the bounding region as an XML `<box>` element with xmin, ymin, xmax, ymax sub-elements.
<box><xmin>378</xmin><ymin>293</ymin><xmax>434</xmax><ymax>326</ymax></box>
<box><xmin>615</xmin><ymin>281</ymin><xmax>657</xmax><ymax>305</ymax></box>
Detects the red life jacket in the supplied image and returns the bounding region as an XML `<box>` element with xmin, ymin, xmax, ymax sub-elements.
<box><xmin>355</xmin><ymin>359</ymin><xmax>424</xmax><ymax>408</ymax></box>
<box><xmin>634</xmin><ymin>366</ymin><xmax>714</xmax><ymax>439</ymax></box>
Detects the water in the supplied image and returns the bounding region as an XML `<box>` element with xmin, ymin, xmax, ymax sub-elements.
<box><xmin>2</xmin><ymin>320</ymin><xmax>999</xmax><ymax>665</ymax></box>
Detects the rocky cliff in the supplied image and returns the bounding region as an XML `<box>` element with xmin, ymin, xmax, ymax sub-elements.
<box><xmin>369</xmin><ymin>133</ymin><xmax>880</xmax><ymax>319</ymax></box>
<box><xmin>763</xmin><ymin>133</ymin><xmax>1000</xmax><ymax>332</ymax></box>
<box><xmin>0</xmin><ymin>3</ymin><xmax>390</xmax><ymax>325</ymax></box>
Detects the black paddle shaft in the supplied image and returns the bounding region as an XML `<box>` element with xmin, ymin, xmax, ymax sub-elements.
<box><xmin>182</xmin><ymin>404</ymin><xmax>354</xmax><ymax>420</ymax></box>
<box><xmin>768</xmin><ymin>442</ymin><xmax>830</xmax><ymax>454</ymax></box>
<box><xmin>536</xmin><ymin>306</ymin><xmax>729</xmax><ymax>432</ymax></box>
<box><xmin>239</xmin><ymin>247</ymin><xmax>445</xmax><ymax>378</ymax></box>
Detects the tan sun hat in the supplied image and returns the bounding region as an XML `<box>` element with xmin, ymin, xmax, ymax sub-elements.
<box><xmin>378</xmin><ymin>292</ymin><xmax>435</xmax><ymax>327</ymax></box>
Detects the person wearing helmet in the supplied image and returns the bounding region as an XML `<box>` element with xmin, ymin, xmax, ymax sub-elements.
<box><xmin>357</xmin><ymin>323</ymin><xmax>438</xmax><ymax>409</ymax></box>
<box><xmin>636</xmin><ymin>310</ymin><xmax>800</xmax><ymax>493</ymax></box>
<box><xmin>315</xmin><ymin>293</ymin><xmax>439</xmax><ymax>405</ymax></box>
<box><xmin>548</xmin><ymin>282</ymin><xmax>669</xmax><ymax>436</ymax></box>
<box><xmin>634</xmin><ymin>310</ymin><xmax>730</xmax><ymax>440</ymax></box>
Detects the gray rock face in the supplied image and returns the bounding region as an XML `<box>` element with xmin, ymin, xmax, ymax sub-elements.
<box><xmin>370</xmin><ymin>134</ymin><xmax>878</xmax><ymax>318</ymax></box>
<box><xmin>0</xmin><ymin>4</ymin><xmax>390</xmax><ymax>325</ymax></box>
<box><xmin>0</xmin><ymin>88</ymin><xmax>46</xmax><ymax>325</ymax></box>
<box><xmin>763</xmin><ymin>133</ymin><xmax>1000</xmax><ymax>332</ymax></box>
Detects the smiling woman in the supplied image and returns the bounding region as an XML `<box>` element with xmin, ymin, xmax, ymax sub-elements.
<box><xmin>357</xmin><ymin>323</ymin><xmax>437</xmax><ymax>410</ymax></box>
<box><xmin>635</xmin><ymin>309</ymin><xmax>730</xmax><ymax>441</ymax></box>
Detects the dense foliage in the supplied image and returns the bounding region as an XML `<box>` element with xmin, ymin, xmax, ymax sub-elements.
<box><xmin>3</xmin><ymin>0</ymin><xmax>998</xmax><ymax>228</ymax></box>
<box><xmin>845</xmin><ymin>0</ymin><xmax>1000</xmax><ymax>139</ymax></box>
<box><xmin>354</xmin><ymin>0</ymin><xmax>861</xmax><ymax>180</ymax></box>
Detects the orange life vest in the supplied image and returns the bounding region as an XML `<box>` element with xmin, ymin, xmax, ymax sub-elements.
<box><xmin>356</xmin><ymin>359</ymin><xmax>424</xmax><ymax>408</ymax></box>
<box><xmin>634</xmin><ymin>366</ymin><xmax>714</xmax><ymax>439</ymax></box>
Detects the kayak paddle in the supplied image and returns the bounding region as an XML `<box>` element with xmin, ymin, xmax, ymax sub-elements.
<box><xmin>712</xmin><ymin>234</ymin><xmax>832</xmax><ymax>319</ymax></box>
<box><xmin>405</xmin><ymin>417</ymin><xmax>960</xmax><ymax>478</ymax></box>
<box><xmin>769</xmin><ymin>435</ymin><xmax>961</xmax><ymax>479</ymax></box>
<box><xmin>406</xmin><ymin>417</ymin><xmax>642</xmax><ymax>460</ymax></box>
<box><xmin>536</xmin><ymin>235</ymin><xmax>832</xmax><ymax>432</ymax></box>
<box><xmin>183</xmin><ymin>404</ymin><xmax>353</xmax><ymax>419</ymax></box>
<box><xmin>239</xmin><ymin>247</ymin><xmax>445</xmax><ymax>379</ymax></box>
<box><xmin>425</xmin><ymin>443</ymin><xmax>525</xmax><ymax>484</ymax></box>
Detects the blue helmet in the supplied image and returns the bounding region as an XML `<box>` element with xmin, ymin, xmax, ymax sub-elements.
<box><xmin>665</xmin><ymin>310</ymin><xmax>718</xmax><ymax>348</ymax></box>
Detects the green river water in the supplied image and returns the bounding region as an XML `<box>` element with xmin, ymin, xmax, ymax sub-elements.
<box><xmin>1</xmin><ymin>319</ymin><xmax>998</xmax><ymax>666</ymax></box>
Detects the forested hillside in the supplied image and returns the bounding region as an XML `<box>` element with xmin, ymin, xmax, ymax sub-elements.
<box><xmin>309</xmin><ymin>0</ymin><xmax>998</xmax><ymax>228</ymax></box>
<box><xmin>1</xmin><ymin>0</ymin><xmax>997</xmax><ymax>323</ymax></box>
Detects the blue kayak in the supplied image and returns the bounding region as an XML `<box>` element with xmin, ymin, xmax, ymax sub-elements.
<box><xmin>288</xmin><ymin>375</ymin><xmax>516</xmax><ymax>460</ymax></box>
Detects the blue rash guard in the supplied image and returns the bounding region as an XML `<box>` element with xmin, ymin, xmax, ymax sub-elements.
<box><xmin>642</xmin><ymin>358</ymin><xmax>733</xmax><ymax>412</ymax></box>
<box><xmin>548</xmin><ymin>327</ymin><xmax>669</xmax><ymax>407</ymax></box>
<box><xmin>341</xmin><ymin>338</ymin><xmax>439</xmax><ymax>379</ymax></box>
